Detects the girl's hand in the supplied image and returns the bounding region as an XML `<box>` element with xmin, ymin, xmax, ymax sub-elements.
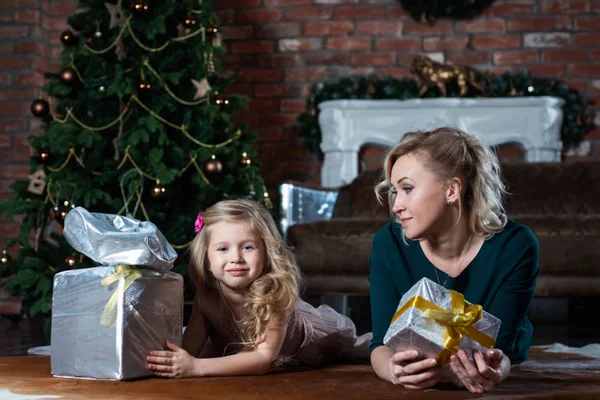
<box><xmin>450</xmin><ymin>348</ymin><xmax>504</xmax><ymax>393</ymax></box>
<box><xmin>147</xmin><ymin>340</ymin><xmax>197</xmax><ymax>378</ymax></box>
<box><xmin>388</xmin><ymin>350</ymin><xmax>442</xmax><ymax>389</ymax></box>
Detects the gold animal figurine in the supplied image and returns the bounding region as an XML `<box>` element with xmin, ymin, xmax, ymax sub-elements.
<box><xmin>411</xmin><ymin>55</ymin><xmax>488</xmax><ymax>97</ymax></box>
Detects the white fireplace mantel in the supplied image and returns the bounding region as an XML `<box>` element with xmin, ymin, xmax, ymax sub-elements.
<box><xmin>318</xmin><ymin>97</ymin><xmax>564</xmax><ymax>187</ymax></box>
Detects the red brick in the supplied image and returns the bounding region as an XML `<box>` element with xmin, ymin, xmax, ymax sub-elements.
<box><xmin>15</xmin><ymin>9</ymin><xmax>40</xmax><ymax>24</ymax></box>
<box><xmin>446</xmin><ymin>51</ymin><xmax>491</xmax><ymax>65</ymax></box>
<box><xmin>472</xmin><ymin>35</ymin><xmax>522</xmax><ymax>49</ymax></box>
<box><xmin>350</xmin><ymin>54</ymin><xmax>395</xmax><ymax>67</ymax></box>
<box><xmin>247</xmin><ymin>99</ymin><xmax>280</xmax><ymax>114</ymax></box>
<box><xmin>334</xmin><ymin>6</ymin><xmax>384</xmax><ymax>20</ymax></box>
<box><xmin>279</xmin><ymin>38</ymin><xmax>322</xmax><ymax>52</ymax></box>
<box><xmin>574</xmin><ymin>16</ymin><xmax>600</xmax><ymax>31</ymax></box>
<box><xmin>543</xmin><ymin>49</ymin><xmax>589</xmax><ymax>63</ymax></box>
<box><xmin>280</xmin><ymin>99</ymin><xmax>306</xmax><ymax>113</ymax></box>
<box><xmin>256</xmin><ymin>22</ymin><xmax>301</xmax><ymax>38</ymax></box>
<box><xmin>265</xmin><ymin>0</ymin><xmax>312</xmax><ymax>5</ymax></box>
<box><xmin>275</xmin><ymin>161</ymin><xmax>319</xmax><ymax>176</ymax></box>
<box><xmin>326</xmin><ymin>38</ymin><xmax>371</xmax><ymax>51</ymax></box>
<box><xmin>590</xmin><ymin>80</ymin><xmax>600</xmax><ymax>92</ymax></box>
<box><xmin>403</xmin><ymin>20</ymin><xmax>452</xmax><ymax>35</ymax></box>
<box><xmin>0</xmin><ymin>135</ymin><xmax>10</xmax><ymax>148</ymax></box>
<box><xmin>493</xmin><ymin>50</ymin><xmax>539</xmax><ymax>64</ymax></box>
<box><xmin>423</xmin><ymin>37</ymin><xmax>468</xmax><ymax>51</ymax></box>
<box><xmin>376</xmin><ymin>68</ymin><xmax>411</xmax><ymax>79</ymax></box>
<box><xmin>355</xmin><ymin>21</ymin><xmax>402</xmax><ymax>36</ymax></box>
<box><xmin>48</xmin><ymin>0</ymin><xmax>76</xmax><ymax>17</ymax></box>
<box><xmin>215</xmin><ymin>0</ymin><xmax>261</xmax><ymax>7</ymax></box>
<box><xmin>14</xmin><ymin>71</ymin><xmax>44</xmax><ymax>86</ymax></box>
<box><xmin>13</xmin><ymin>41</ymin><xmax>45</xmax><ymax>54</ymax></box>
<box><xmin>0</xmin><ymin>44</ymin><xmax>10</xmax><ymax>53</ymax></box>
<box><xmin>455</xmin><ymin>18</ymin><xmax>505</xmax><ymax>33</ymax></box>
<box><xmin>214</xmin><ymin>10</ymin><xmax>235</xmax><ymax>25</ymax></box>
<box><xmin>524</xmin><ymin>32</ymin><xmax>570</xmax><ymax>47</ymax></box>
<box><xmin>256</xmin><ymin>54</ymin><xmax>301</xmax><ymax>68</ymax></box>
<box><xmin>259</xmin><ymin>114</ymin><xmax>300</xmax><ymax>129</ymax></box>
<box><xmin>284</xmin><ymin>67</ymin><xmax>328</xmax><ymax>82</ymax></box>
<box><xmin>49</xmin><ymin>16</ymin><xmax>69</xmax><ymax>30</ymax></box>
<box><xmin>235</xmin><ymin>113</ymin><xmax>259</xmax><ymax>127</ymax></box>
<box><xmin>0</xmin><ymin>0</ymin><xmax>35</xmax><ymax>7</ymax></box>
<box><xmin>254</xmin><ymin>84</ymin><xmax>286</xmax><ymax>98</ymax></box>
<box><xmin>1</xmin><ymin>103</ymin><xmax>30</xmax><ymax>117</ymax></box>
<box><xmin>230</xmin><ymin>40</ymin><xmax>273</xmax><ymax>54</ymax></box>
<box><xmin>592</xmin><ymin>49</ymin><xmax>600</xmax><ymax>61</ymax></box>
<box><xmin>585</xmin><ymin>128</ymin><xmax>600</xmax><ymax>139</ymax></box>
<box><xmin>376</xmin><ymin>38</ymin><xmax>421</xmax><ymax>51</ymax></box>
<box><xmin>220</xmin><ymin>55</ymin><xmax>255</xmax><ymax>68</ymax></box>
<box><xmin>0</xmin><ymin>57</ymin><xmax>31</xmax><ymax>69</ymax></box>
<box><xmin>488</xmin><ymin>1</ymin><xmax>536</xmax><ymax>16</ymax></box>
<box><xmin>304</xmin><ymin>52</ymin><xmax>349</xmax><ymax>66</ymax></box>
<box><xmin>0</xmin><ymin>13</ymin><xmax>13</xmax><ymax>23</ymax></box>
<box><xmin>528</xmin><ymin>64</ymin><xmax>566</xmax><ymax>77</ymax></box>
<box><xmin>541</xmin><ymin>0</ymin><xmax>590</xmax><ymax>14</ymax></box>
<box><xmin>284</xmin><ymin>6</ymin><xmax>333</xmax><ymax>20</ymax></box>
<box><xmin>567</xmin><ymin>65</ymin><xmax>600</xmax><ymax>77</ymax></box>
<box><xmin>0</xmin><ymin>164</ymin><xmax>29</xmax><ymax>180</ymax></box>
<box><xmin>237</xmin><ymin>9</ymin><xmax>282</xmax><ymax>24</ymax></box>
<box><xmin>220</xmin><ymin>26</ymin><xmax>254</xmax><ymax>40</ymax></box>
<box><xmin>0</xmin><ymin>72</ymin><xmax>10</xmax><ymax>85</ymax></box>
<box><xmin>554</xmin><ymin>16</ymin><xmax>573</xmax><ymax>30</ymax></box>
<box><xmin>237</xmin><ymin>69</ymin><xmax>283</xmax><ymax>83</ymax></box>
<box><xmin>255</xmin><ymin>127</ymin><xmax>284</xmax><ymax>142</ymax></box>
<box><xmin>0</xmin><ymin>26</ymin><xmax>29</xmax><ymax>38</ymax></box>
<box><xmin>562</xmin><ymin>78</ymin><xmax>587</xmax><ymax>93</ymax></box>
<box><xmin>574</xmin><ymin>33</ymin><xmax>600</xmax><ymax>46</ymax></box>
<box><xmin>0</xmin><ymin>88</ymin><xmax>37</xmax><ymax>101</ymax></box>
<box><xmin>507</xmin><ymin>17</ymin><xmax>554</xmax><ymax>31</ymax></box>
<box><xmin>0</xmin><ymin>146</ymin><xmax>29</xmax><ymax>163</ymax></box>
<box><xmin>0</xmin><ymin>223</ymin><xmax>20</xmax><ymax>239</ymax></box>
<box><xmin>303</xmin><ymin>21</ymin><xmax>353</xmax><ymax>36</ymax></box>
<box><xmin>386</xmin><ymin>6</ymin><xmax>410</xmax><ymax>19</ymax></box>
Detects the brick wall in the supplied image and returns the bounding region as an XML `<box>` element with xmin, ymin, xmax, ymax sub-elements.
<box><xmin>2</xmin><ymin>0</ymin><xmax>600</xmax><ymax>248</ymax></box>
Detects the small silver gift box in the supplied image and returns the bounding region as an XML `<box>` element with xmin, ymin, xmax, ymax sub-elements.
<box><xmin>51</xmin><ymin>207</ymin><xmax>183</xmax><ymax>380</ymax></box>
<box><xmin>383</xmin><ymin>277</ymin><xmax>501</xmax><ymax>365</ymax></box>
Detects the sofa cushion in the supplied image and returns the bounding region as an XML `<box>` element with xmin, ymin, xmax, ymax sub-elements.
<box><xmin>287</xmin><ymin>218</ymin><xmax>389</xmax><ymax>275</ymax></box>
<box><xmin>332</xmin><ymin>169</ymin><xmax>389</xmax><ymax>220</ymax></box>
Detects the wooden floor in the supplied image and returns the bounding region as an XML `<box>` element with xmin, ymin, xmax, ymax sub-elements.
<box><xmin>1</xmin><ymin>349</ymin><xmax>600</xmax><ymax>400</ymax></box>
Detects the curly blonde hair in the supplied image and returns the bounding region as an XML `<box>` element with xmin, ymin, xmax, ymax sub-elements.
<box><xmin>375</xmin><ymin>127</ymin><xmax>508</xmax><ymax>238</ymax></box>
<box><xmin>188</xmin><ymin>199</ymin><xmax>302</xmax><ymax>351</ymax></box>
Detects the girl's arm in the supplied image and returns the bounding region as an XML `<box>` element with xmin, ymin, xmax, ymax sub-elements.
<box><xmin>147</xmin><ymin>314</ymin><xmax>288</xmax><ymax>378</ymax></box>
<box><xmin>182</xmin><ymin>295</ymin><xmax>210</xmax><ymax>357</ymax></box>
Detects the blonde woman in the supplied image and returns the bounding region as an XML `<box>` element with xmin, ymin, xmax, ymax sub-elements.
<box><xmin>369</xmin><ymin>128</ymin><xmax>539</xmax><ymax>393</ymax></box>
<box><xmin>147</xmin><ymin>199</ymin><xmax>370</xmax><ymax>377</ymax></box>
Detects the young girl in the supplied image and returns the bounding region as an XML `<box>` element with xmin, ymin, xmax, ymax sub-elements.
<box><xmin>147</xmin><ymin>199</ymin><xmax>371</xmax><ymax>378</ymax></box>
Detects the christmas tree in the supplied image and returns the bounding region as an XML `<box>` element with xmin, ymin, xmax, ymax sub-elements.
<box><xmin>0</xmin><ymin>0</ymin><xmax>269</xmax><ymax>318</ymax></box>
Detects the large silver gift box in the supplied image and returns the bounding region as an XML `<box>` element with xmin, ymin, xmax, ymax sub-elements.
<box><xmin>383</xmin><ymin>277</ymin><xmax>500</xmax><ymax>365</ymax></box>
<box><xmin>51</xmin><ymin>207</ymin><xmax>183</xmax><ymax>380</ymax></box>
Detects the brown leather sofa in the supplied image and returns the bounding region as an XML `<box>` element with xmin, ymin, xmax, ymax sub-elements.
<box><xmin>283</xmin><ymin>163</ymin><xmax>600</xmax><ymax>298</ymax></box>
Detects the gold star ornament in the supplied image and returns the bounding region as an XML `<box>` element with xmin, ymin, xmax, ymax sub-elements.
<box><xmin>192</xmin><ymin>78</ymin><xmax>211</xmax><ymax>100</ymax></box>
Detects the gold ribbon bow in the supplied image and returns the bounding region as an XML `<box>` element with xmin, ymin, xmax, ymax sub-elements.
<box><xmin>390</xmin><ymin>290</ymin><xmax>496</xmax><ymax>365</ymax></box>
<box><xmin>100</xmin><ymin>264</ymin><xmax>143</xmax><ymax>327</ymax></box>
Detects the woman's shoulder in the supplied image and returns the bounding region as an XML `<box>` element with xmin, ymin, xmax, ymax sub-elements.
<box><xmin>497</xmin><ymin>219</ymin><xmax>539</xmax><ymax>249</ymax></box>
<box><xmin>373</xmin><ymin>221</ymin><xmax>401</xmax><ymax>244</ymax></box>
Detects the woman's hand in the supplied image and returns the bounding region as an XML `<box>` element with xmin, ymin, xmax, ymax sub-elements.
<box><xmin>450</xmin><ymin>348</ymin><xmax>505</xmax><ymax>393</ymax></box>
<box><xmin>147</xmin><ymin>340</ymin><xmax>198</xmax><ymax>378</ymax></box>
<box><xmin>388</xmin><ymin>350</ymin><xmax>442</xmax><ymax>389</ymax></box>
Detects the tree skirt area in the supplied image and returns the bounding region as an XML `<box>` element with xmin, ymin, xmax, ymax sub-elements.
<box><xmin>1</xmin><ymin>347</ymin><xmax>600</xmax><ymax>400</ymax></box>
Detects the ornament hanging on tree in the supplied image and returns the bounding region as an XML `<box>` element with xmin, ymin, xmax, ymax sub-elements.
<box><xmin>0</xmin><ymin>249</ymin><xmax>12</xmax><ymax>265</ymax></box>
<box><xmin>34</xmin><ymin>147</ymin><xmax>51</xmax><ymax>166</ymax></box>
<box><xmin>183</xmin><ymin>13</ymin><xmax>196</xmax><ymax>28</ymax></box>
<box><xmin>205</xmin><ymin>24</ymin><xmax>219</xmax><ymax>43</ymax></box>
<box><xmin>151</xmin><ymin>180</ymin><xmax>166</xmax><ymax>198</ymax></box>
<box><xmin>59</xmin><ymin>67</ymin><xmax>78</xmax><ymax>86</ymax></box>
<box><xmin>214</xmin><ymin>94</ymin><xmax>229</xmax><ymax>109</ymax></box>
<box><xmin>54</xmin><ymin>200</ymin><xmax>75</xmax><ymax>225</ymax></box>
<box><xmin>30</xmin><ymin>98</ymin><xmax>49</xmax><ymax>118</ymax></box>
<box><xmin>65</xmin><ymin>253</ymin><xmax>78</xmax><ymax>268</ymax></box>
<box><xmin>240</xmin><ymin>152</ymin><xmax>251</xmax><ymax>167</ymax></box>
<box><xmin>105</xmin><ymin>0</ymin><xmax>126</xmax><ymax>30</ymax></box>
<box><xmin>191</xmin><ymin>78</ymin><xmax>211</xmax><ymax>100</ymax></box>
<box><xmin>130</xmin><ymin>0</ymin><xmax>149</xmax><ymax>15</ymax></box>
<box><xmin>60</xmin><ymin>30</ymin><xmax>77</xmax><ymax>45</ymax></box>
<box><xmin>27</xmin><ymin>169</ymin><xmax>47</xmax><ymax>195</ymax></box>
<box><xmin>203</xmin><ymin>155</ymin><xmax>224</xmax><ymax>182</ymax></box>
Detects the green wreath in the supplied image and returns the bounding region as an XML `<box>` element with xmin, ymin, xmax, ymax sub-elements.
<box><xmin>400</xmin><ymin>0</ymin><xmax>495</xmax><ymax>24</ymax></box>
<box><xmin>297</xmin><ymin>71</ymin><xmax>592</xmax><ymax>156</ymax></box>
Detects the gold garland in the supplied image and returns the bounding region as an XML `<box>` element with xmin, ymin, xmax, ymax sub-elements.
<box><xmin>142</xmin><ymin>59</ymin><xmax>208</xmax><ymax>106</ymax></box>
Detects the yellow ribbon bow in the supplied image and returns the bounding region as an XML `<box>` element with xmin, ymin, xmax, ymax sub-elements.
<box><xmin>390</xmin><ymin>290</ymin><xmax>496</xmax><ymax>366</ymax></box>
<box><xmin>100</xmin><ymin>264</ymin><xmax>143</xmax><ymax>327</ymax></box>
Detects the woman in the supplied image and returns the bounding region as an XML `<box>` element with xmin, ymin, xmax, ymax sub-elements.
<box><xmin>369</xmin><ymin>127</ymin><xmax>539</xmax><ymax>393</ymax></box>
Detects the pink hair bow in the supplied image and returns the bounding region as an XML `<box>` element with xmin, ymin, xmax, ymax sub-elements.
<box><xmin>194</xmin><ymin>212</ymin><xmax>204</xmax><ymax>233</ymax></box>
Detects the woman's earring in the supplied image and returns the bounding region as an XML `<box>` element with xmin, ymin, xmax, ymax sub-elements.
<box><xmin>448</xmin><ymin>200</ymin><xmax>453</xmax><ymax>206</ymax></box>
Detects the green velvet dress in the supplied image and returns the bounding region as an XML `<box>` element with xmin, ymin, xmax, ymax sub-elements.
<box><xmin>369</xmin><ymin>219</ymin><xmax>539</xmax><ymax>364</ymax></box>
